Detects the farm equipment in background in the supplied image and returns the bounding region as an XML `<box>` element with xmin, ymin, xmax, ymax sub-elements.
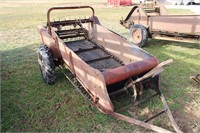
<box><xmin>171</xmin><ymin>0</ymin><xmax>200</xmax><ymax>5</ymax></box>
<box><xmin>37</xmin><ymin>6</ymin><xmax>182</xmax><ymax>132</ymax></box>
<box><xmin>120</xmin><ymin>5</ymin><xmax>200</xmax><ymax>47</ymax></box>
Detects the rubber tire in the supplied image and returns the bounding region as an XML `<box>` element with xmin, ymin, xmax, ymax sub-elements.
<box><xmin>37</xmin><ymin>45</ymin><xmax>56</xmax><ymax>85</ymax></box>
<box><xmin>130</xmin><ymin>24</ymin><xmax>149</xmax><ymax>47</ymax></box>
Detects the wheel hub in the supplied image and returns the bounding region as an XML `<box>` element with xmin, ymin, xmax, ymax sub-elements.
<box><xmin>131</xmin><ymin>28</ymin><xmax>142</xmax><ymax>44</ymax></box>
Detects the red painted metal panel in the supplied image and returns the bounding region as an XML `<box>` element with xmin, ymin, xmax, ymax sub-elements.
<box><xmin>108</xmin><ymin>0</ymin><xmax>132</xmax><ymax>6</ymax></box>
<box><xmin>120</xmin><ymin>0</ymin><xmax>132</xmax><ymax>5</ymax></box>
<box><xmin>102</xmin><ymin>57</ymin><xmax>158</xmax><ymax>85</ymax></box>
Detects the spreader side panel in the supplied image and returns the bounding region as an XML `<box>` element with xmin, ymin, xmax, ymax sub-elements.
<box><xmin>83</xmin><ymin>24</ymin><xmax>156</xmax><ymax>65</ymax></box>
<box><xmin>54</xmin><ymin>33</ymin><xmax>114</xmax><ymax>113</ymax></box>
<box><xmin>149</xmin><ymin>15</ymin><xmax>200</xmax><ymax>35</ymax></box>
<box><xmin>37</xmin><ymin>25</ymin><xmax>62</xmax><ymax>59</ymax></box>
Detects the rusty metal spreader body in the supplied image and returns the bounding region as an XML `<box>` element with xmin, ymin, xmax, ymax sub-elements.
<box><xmin>37</xmin><ymin>6</ymin><xmax>182</xmax><ymax>132</ymax></box>
<box><xmin>120</xmin><ymin>5</ymin><xmax>200</xmax><ymax>47</ymax></box>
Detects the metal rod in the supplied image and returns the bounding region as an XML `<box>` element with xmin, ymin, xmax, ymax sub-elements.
<box><xmin>109</xmin><ymin>87</ymin><xmax>127</xmax><ymax>96</ymax></box>
<box><xmin>49</xmin><ymin>19</ymin><xmax>92</xmax><ymax>27</ymax></box>
<box><xmin>47</xmin><ymin>6</ymin><xmax>95</xmax><ymax>35</ymax></box>
<box><xmin>116</xmin><ymin>92</ymin><xmax>159</xmax><ymax>112</ymax></box>
<box><xmin>160</xmin><ymin>94</ymin><xmax>183</xmax><ymax>133</ymax></box>
<box><xmin>60</xmin><ymin>66</ymin><xmax>93</xmax><ymax>105</ymax></box>
<box><xmin>74</xmin><ymin>46</ymin><xmax>98</xmax><ymax>53</ymax></box>
<box><xmin>86</xmin><ymin>56</ymin><xmax>111</xmax><ymax>64</ymax></box>
<box><xmin>133</xmin><ymin>92</ymin><xmax>159</xmax><ymax>106</ymax></box>
<box><xmin>144</xmin><ymin>108</ymin><xmax>167</xmax><ymax>122</ymax></box>
<box><xmin>59</xmin><ymin>34</ymin><xmax>85</xmax><ymax>39</ymax></box>
<box><xmin>112</xmin><ymin>112</ymin><xmax>173</xmax><ymax>133</ymax></box>
<box><xmin>56</xmin><ymin>28</ymin><xmax>86</xmax><ymax>35</ymax></box>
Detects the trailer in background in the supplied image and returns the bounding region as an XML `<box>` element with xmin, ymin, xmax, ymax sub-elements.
<box><xmin>120</xmin><ymin>5</ymin><xmax>200</xmax><ymax>47</ymax></box>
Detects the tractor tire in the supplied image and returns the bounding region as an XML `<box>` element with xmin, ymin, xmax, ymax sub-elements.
<box><xmin>37</xmin><ymin>45</ymin><xmax>56</xmax><ymax>85</ymax></box>
<box><xmin>130</xmin><ymin>24</ymin><xmax>149</xmax><ymax>47</ymax></box>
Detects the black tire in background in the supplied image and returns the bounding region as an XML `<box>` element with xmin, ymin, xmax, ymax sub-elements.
<box><xmin>37</xmin><ymin>45</ymin><xmax>56</xmax><ymax>85</ymax></box>
<box><xmin>130</xmin><ymin>24</ymin><xmax>149</xmax><ymax>47</ymax></box>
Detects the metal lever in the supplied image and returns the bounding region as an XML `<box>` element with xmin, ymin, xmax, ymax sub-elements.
<box><xmin>126</xmin><ymin>59</ymin><xmax>173</xmax><ymax>88</ymax></box>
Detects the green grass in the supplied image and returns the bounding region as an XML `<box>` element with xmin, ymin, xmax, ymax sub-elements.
<box><xmin>167</xmin><ymin>8</ymin><xmax>194</xmax><ymax>15</ymax></box>
<box><xmin>1</xmin><ymin>0</ymin><xmax>200</xmax><ymax>132</ymax></box>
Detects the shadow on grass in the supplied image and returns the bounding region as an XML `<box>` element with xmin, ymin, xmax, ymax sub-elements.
<box><xmin>1</xmin><ymin>45</ymin><xmax>134</xmax><ymax>132</ymax></box>
<box><xmin>1</xmin><ymin>44</ymin><xmax>71</xmax><ymax>131</ymax></box>
<box><xmin>148</xmin><ymin>39</ymin><xmax>200</xmax><ymax>49</ymax></box>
